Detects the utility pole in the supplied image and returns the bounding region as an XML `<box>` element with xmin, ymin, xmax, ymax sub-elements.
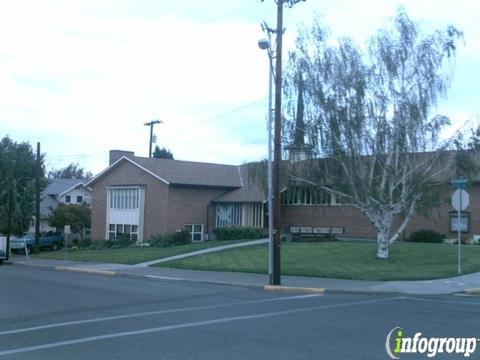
<box><xmin>5</xmin><ymin>183</ymin><xmax>13</xmax><ymax>261</ymax></box>
<box><xmin>34</xmin><ymin>142</ymin><xmax>41</xmax><ymax>254</ymax></box>
<box><xmin>265</xmin><ymin>0</ymin><xmax>305</xmax><ymax>285</ymax></box>
<box><xmin>144</xmin><ymin>120</ymin><xmax>162</xmax><ymax>158</ymax></box>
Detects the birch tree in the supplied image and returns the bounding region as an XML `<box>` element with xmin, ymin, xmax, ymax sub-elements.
<box><xmin>285</xmin><ymin>9</ymin><xmax>463</xmax><ymax>258</ymax></box>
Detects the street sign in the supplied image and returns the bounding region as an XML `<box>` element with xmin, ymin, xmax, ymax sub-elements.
<box><xmin>64</xmin><ymin>225</ymin><xmax>71</xmax><ymax>235</ymax></box>
<box><xmin>451</xmin><ymin>179</ymin><xmax>468</xmax><ymax>189</ymax></box>
<box><xmin>451</xmin><ymin>189</ymin><xmax>469</xmax><ymax>211</ymax></box>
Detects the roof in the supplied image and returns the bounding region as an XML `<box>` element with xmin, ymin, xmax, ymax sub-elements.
<box><xmin>40</xmin><ymin>179</ymin><xmax>91</xmax><ymax>218</ymax></box>
<box><xmin>44</xmin><ymin>179</ymin><xmax>86</xmax><ymax>196</ymax></box>
<box><xmin>132</xmin><ymin>157</ymin><xmax>242</xmax><ymax>188</ymax></box>
<box><xmin>87</xmin><ymin>155</ymin><xmax>243</xmax><ymax>188</ymax></box>
<box><xmin>213</xmin><ymin>163</ymin><xmax>266</xmax><ymax>202</ymax></box>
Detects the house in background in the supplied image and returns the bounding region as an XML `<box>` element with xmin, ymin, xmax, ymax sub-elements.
<box><xmin>32</xmin><ymin>178</ymin><xmax>92</xmax><ymax>233</ymax></box>
<box><xmin>86</xmin><ymin>150</ymin><xmax>265</xmax><ymax>243</ymax></box>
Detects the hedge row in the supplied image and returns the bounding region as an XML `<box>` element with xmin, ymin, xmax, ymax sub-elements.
<box><xmin>212</xmin><ymin>226</ymin><xmax>264</xmax><ymax>240</ymax></box>
<box><xmin>148</xmin><ymin>231</ymin><xmax>190</xmax><ymax>247</ymax></box>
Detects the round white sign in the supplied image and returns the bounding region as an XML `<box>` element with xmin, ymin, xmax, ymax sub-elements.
<box><xmin>451</xmin><ymin>189</ymin><xmax>469</xmax><ymax>211</ymax></box>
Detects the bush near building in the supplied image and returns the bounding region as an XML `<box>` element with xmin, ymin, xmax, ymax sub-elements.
<box><xmin>407</xmin><ymin>230</ymin><xmax>446</xmax><ymax>244</ymax></box>
<box><xmin>213</xmin><ymin>227</ymin><xmax>264</xmax><ymax>241</ymax></box>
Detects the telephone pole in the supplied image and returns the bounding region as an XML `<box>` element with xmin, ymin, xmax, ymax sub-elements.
<box><xmin>144</xmin><ymin>120</ymin><xmax>162</xmax><ymax>158</ymax></box>
<box><xmin>34</xmin><ymin>142</ymin><xmax>41</xmax><ymax>254</ymax></box>
<box><xmin>264</xmin><ymin>0</ymin><xmax>305</xmax><ymax>285</ymax></box>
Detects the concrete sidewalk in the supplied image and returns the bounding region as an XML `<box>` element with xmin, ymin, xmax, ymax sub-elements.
<box><xmin>7</xmin><ymin>255</ymin><xmax>480</xmax><ymax>295</ymax></box>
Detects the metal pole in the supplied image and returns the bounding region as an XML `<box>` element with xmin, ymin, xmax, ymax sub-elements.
<box><xmin>64</xmin><ymin>233</ymin><xmax>68</xmax><ymax>262</ymax></box>
<box><xmin>458</xmin><ymin>196</ymin><xmax>461</xmax><ymax>275</ymax></box>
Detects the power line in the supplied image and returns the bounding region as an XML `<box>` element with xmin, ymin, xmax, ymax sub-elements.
<box><xmin>44</xmin><ymin>97</ymin><xmax>267</xmax><ymax>161</ymax></box>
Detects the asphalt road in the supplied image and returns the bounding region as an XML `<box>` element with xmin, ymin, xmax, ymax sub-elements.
<box><xmin>0</xmin><ymin>265</ymin><xmax>479</xmax><ymax>360</ymax></box>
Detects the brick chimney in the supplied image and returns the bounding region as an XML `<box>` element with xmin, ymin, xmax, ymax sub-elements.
<box><xmin>109</xmin><ymin>150</ymin><xmax>134</xmax><ymax>165</ymax></box>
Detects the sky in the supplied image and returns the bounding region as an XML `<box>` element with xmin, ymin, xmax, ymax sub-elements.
<box><xmin>0</xmin><ymin>0</ymin><xmax>478</xmax><ymax>174</ymax></box>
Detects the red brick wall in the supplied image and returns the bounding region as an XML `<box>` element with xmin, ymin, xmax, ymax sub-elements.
<box><xmin>91</xmin><ymin>160</ymin><xmax>169</xmax><ymax>241</ymax></box>
<box><xmin>281</xmin><ymin>184</ymin><xmax>480</xmax><ymax>241</ymax></box>
<box><xmin>166</xmin><ymin>186</ymin><xmax>225</xmax><ymax>236</ymax></box>
<box><xmin>282</xmin><ymin>205</ymin><xmax>376</xmax><ymax>239</ymax></box>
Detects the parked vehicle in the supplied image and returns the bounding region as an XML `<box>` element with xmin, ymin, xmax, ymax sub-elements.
<box><xmin>10</xmin><ymin>232</ymin><xmax>64</xmax><ymax>254</ymax></box>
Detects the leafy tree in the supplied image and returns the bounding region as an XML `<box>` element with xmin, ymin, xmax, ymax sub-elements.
<box><xmin>0</xmin><ymin>136</ymin><xmax>46</xmax><ymax>236</ymax></box>
<box><xmin>284</xmin><ymin>9</ymin><xmax>463</xmax><ymax>258</ymax></box>
<box><xmin>48</xmin><ymin>163</ymin><xmax>92</xmax><ymax>180</ymax></box>
<box><xmin>152</xmin><ymin>145</ymin><xmax>174</xmax><ymax>159</ymax></box>
<box><xmin>48</xmin><ymin>203</ymin><xmax>91</xmax><ymax>240</ymax></box>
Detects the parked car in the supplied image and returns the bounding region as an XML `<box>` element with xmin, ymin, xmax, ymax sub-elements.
<box><xmin>10</xmin><ymin>232</ymin><xmax>64</xmax><ymax>254</ymax></box>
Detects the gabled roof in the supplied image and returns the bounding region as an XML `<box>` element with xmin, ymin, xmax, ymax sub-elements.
<box><xmin>58</xmin><ymin>183</ymin><xmax>92</xmax><ymax>198</ymax></box>
<box><xmin>44</xmin><ymin>179</ymin><xmax>87</xmax><ymax>196</ymax></box>
<box><xmin>40</xmin><ymin>179</ymin><xmax>91</xmax><ymax>218</ymax></box>
<box><xmin>87</xmin><ymin>155</ymin><xmax>243</xmax><ymax>188</ymax></box>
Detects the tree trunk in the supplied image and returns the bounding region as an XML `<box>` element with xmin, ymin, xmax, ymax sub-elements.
<box><xmin>376</xmin><ymin>229</ymin><xmax>390</xmax><ymax>259</ymax></box>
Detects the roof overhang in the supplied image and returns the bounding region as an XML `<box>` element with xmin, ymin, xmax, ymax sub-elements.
<box><xmin>85</xmin><ymin>156</ymin><xmax>170</xmax><ymax>187</ymax></box>
<box><xmin>57</xmin><ymin>183</ymin><xmax>92</xmax><ymax>198</ymax></box>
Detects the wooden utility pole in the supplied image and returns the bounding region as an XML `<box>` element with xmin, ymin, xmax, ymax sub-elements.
<box><xmin>266</xmin><ymin>0</ymin><xmax>305</xmax><ymax>285</ymax></box>
<box><xmin>144</xmin><ymin>120</ymin><xmax>162</xmax><ymax>158</ymax></box>
<box><xmin>34</xmin><ymin>142</ymin><xmax>41</xmax><ymax>254</ymax></box>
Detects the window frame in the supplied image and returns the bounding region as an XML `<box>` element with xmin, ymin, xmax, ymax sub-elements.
<box><xmin>184</xmin><ymin>224</ymin><xmax>203</xmax><ymax>242</ymax></box>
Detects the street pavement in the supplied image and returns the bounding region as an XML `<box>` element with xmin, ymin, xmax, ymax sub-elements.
<box><xmin>7</xmin><ymin>254</ymin><xmax>480</xmax><ymax>295</ymax></box>
<box><xmin>1</xmin><ymin>265</ymin><xmax>479</xmax><ymax>360</ymax></box>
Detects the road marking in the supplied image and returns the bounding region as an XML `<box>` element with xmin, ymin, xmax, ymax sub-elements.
<box><xmin>0</xmin><ymin>297</ymin><xmax>401</xmax><ymax>357</ymax></box>
<box><xmin>0</xmin><ymin>294</ymin><xmax>321</xmax><ymax>336</ymax></box>
<box><xmin>404</xmin><ymin>296</ymin><xmax>480</xmax><ymax>306</ymax></box>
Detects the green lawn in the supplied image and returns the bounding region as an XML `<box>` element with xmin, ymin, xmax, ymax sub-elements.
<box><xmin>32</xmin><ymin>240</ymin><xmax>244</xmax><ymax>265</ymax></box>
<box><xmin>157</xmin><ymin>241</ymin><xmax>480</xmax><ymax>281</ymax></box>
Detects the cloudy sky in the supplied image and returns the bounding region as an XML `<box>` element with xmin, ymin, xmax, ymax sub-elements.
<box><xmin>0</xmin><ymin>0</ymin><xmax>478</xmax><ymax>174</ymax></box>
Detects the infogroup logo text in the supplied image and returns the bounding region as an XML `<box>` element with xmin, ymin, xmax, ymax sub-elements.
<box><xmin>385</xmin><ymin>327</ymin><xmax>479</xmax><ymax>359</ymax></box>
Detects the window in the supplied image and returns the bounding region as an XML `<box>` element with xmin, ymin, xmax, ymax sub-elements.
<box><xmin>108</xmin><ymin>223</ymin><xmax>139</xmax><ymax>241</ymax></box>
<box><xmin>281</xmin><ymin>186</ymin><xmax>338</xmax><ymax>206</ymax></box>
<box><xmin>216</xmin><ymin>203</ymin><xmax>243</xmax><ymax>227</ymax></box>
<box><xmin>77</xmin><ymin>195</ymin><xmax>83</xmax><ymax>203</ymax></box>
<box><xmin>215</xmin><ymin>203</ymin><xmax>263</xmax><ymax>227</ymax></box>
<box><xmin>65</xmin><ymin>195</ymin><xmax>71</xmax><ymax>203</ymax></box>
<box><xmin>185</xmin><ymin>224</ymin><xmax>203</xmax><ymax>242</ymax></box>
<box><xmin>109</xmin><ymin>188</ymin><xmax>139</xmax><ymax>210</ymax></box>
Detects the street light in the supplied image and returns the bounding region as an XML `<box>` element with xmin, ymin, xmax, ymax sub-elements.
<box><xmin>258</xmin><ymin>37</ymin><xmax>274</xmax><ymax>284</ymax></box>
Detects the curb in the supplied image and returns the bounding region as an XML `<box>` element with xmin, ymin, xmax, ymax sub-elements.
<box><xmin>54</xmin><ymin>266</ymin><xmax>117</xmax><ymax>277</ymax></box>
<box><xmin>464</xmin><ymin>288</ymin><xmax>480</xmax><ymax>294</ymax></box>
<box><xmin>264</xmin><ymin>285</ymin><xmax>325</xmax><ymax>294</ymax></box>
<box><xmin>9</xmin><ymin>260</ymin><xmax>477</xmax><ymax>296</ymax></box>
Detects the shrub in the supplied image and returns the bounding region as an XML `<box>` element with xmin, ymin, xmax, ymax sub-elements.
<box><xmin>407</xmin><ymin>230</ymin><xmax>446</xmax><ymax>244</ymax></box>
<box><xmin>213</xmin><ymin>226</ymin><xmax>264</xmax><ymax>241</ymax></box>
<box><xmin>118</xmin><ymin>234</ymin><xmax>135</xmax><ymax>248</ymax></box>
<box><xmin>79</xmin><ymin>238</ymin><xmax>92</xmax><ymax>249</ymax></box>
<box><xmin>148</xmin><ymin>231</ymin><xmax>190</xmax><ymax>247</ymax></box>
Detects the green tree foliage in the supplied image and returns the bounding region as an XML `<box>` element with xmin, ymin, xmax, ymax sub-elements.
<box><xmin>152</xmin><ymin>145</ymin><xmax>174</xmax><ymax>159</ymax></box>
<box><xmin>285</xmin><ymin>8</ymin><xmax>463</xmax><ymax>258</ymax></box>
<box><xmin>48</xmin><ymin>163</ymin><xmax>92</xmax><ymax>180</ymax></box>
<box><xmin>0</xmin><ymin>136</ymin><xmax>46</xmax><ymax>236</ymax></box>
<box><xmin>48</xmin><ymin>203</ymin><xmax>91</xmax><ymax>240</ymax></box>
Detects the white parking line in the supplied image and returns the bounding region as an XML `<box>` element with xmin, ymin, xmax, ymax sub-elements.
<box><xmin>0</xmin><ymin>294</ymin><xmax>320</xmax><ymax>336</ymax></box>
<box><xmin>0</xmin><ymin>297</ymin><xmax>401</xmax><ymax>357</ymax></box>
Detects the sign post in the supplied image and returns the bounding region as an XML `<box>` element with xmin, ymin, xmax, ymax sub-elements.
<box><xmin>64</xmin><ymin>225</ymin><xmax>71</xmax><ymax>262</ymax></box>
<box><xmin>451</xmin><ymin>180</ymin><xmax>469</xmax><ymax>275</ymax></box>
